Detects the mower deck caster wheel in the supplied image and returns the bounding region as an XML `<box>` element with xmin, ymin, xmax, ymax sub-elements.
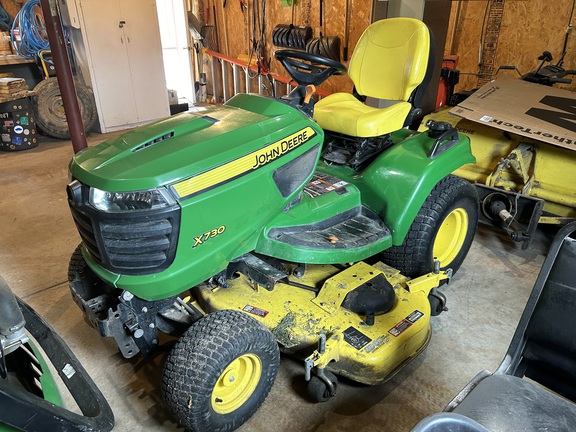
<box><xmin>429</xmin><ymin>289</ymin><xmax>447</xmax><ymax>316</ymax></box>
<box><xmin>307</xmin><ymin>370</ymin><xmax>338</xmax><ymax>403</ymax></box>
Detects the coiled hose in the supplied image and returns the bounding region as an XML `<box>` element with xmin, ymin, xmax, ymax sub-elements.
<box><xmin>11</xmin><ymin>0</ymin><xmax>50</xmax><ymax>59</ymax></box>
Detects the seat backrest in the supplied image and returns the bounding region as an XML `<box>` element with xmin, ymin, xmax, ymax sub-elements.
<box><xmin>348</xmin><ymin>17</ymin><xmax>431</xmax><ymax>102</ymax></box>
<box><xmin>500</xmin><ymin>223</ymin><xmax>576</xmax><ymax>401</ymax></box>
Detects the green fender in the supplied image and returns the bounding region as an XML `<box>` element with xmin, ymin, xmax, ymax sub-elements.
<box><xmin>320</xmin><ymin>128</ymin><xmax>476</xmax><ymax>245</ymax></box>
<box><xmin>0</xmin><ymin>341</ymin><xmax>63</xmax><ymax>432</ymax></box>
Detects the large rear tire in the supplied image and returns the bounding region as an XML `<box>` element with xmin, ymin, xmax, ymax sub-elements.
<box><xmin>382</xmin><ymin>175</ymin><xmax>478</xmax><ymax>277</ymax></box>
<box><xmin>162</xmin><ymin>310</ymin><xmax>280</xmax><ymax>432</ymax></box>
<box><xmin>31</xmin><ymin>77</ymin><xmax>98</xmax><ymax>139</ymax></box>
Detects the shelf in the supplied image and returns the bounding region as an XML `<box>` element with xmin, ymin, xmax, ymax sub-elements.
<box><xmin>0</xmin><ymin>55</ymin><xmax>34</xmax><ymax>66</ymax></box>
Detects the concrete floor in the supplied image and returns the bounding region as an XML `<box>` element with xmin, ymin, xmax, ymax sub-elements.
<box><xmin>0</xmin><ymin>134</ymin><xmax>551</xmax><ymax>431</ymax></box>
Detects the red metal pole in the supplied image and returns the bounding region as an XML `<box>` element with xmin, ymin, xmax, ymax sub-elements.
<box><xmin>39</xmin><ymin>0</ymin><xmax>87</xmax><ymax>153</ymax></box>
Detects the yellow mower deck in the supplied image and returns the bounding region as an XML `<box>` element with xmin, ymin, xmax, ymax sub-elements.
<box><xmin>421</xmin><ymin>109</ymin><xmax>576</xmax><ymax>222</ymax></box>
<box><xmin>194</xmin><ymin>261</ymin><xmax>447</xmax><ymax>385</ymax></box>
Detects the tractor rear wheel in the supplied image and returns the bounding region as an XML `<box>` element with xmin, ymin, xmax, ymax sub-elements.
<box><xmin>162</xmin><ymin>310</ymin><xmax>280</xmax><ymax>432</ymax></box>
<box><xmin>381</xmin><ymin>175</ymin><xmax>478</xmax><ymax>277</ymax></box>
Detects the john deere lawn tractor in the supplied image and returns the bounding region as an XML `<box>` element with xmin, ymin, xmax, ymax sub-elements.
<box><xmin>66</xmin><ymin>18</ymin><xmax>478</xmax><ymax>432</ymax></box>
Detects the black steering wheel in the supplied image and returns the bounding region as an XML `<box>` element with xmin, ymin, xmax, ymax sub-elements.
<box><xmin>274</xmin><ymin>49</ymin><xmax>347</xmax><ymax>87</ymax></box>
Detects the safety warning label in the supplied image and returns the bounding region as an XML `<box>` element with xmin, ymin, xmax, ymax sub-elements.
<box><xmin>388</xmin><ymin>310</ymin><xmax>424</xmax><ymax>337</ymax></box>
<box><xmin>304</xmin><ymin>173</ymin><xmax>348</xmax><ymax>198</ymax></box>
<box><xmin>242</xmin><ymin>305</ymin><xmax>269</xmax><ymax>318</ymax></box>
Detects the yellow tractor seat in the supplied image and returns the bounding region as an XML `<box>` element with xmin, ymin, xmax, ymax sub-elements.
<box><xmin>314</xmin><ymin>17</ymin><xmax>432</xmax><ymax>138</ymax></box>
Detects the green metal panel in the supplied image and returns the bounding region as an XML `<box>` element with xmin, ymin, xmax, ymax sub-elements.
<box><xmin>29</xmin><ymin>341</ymin><xmax>63</xmax><ymax>406</ymax></box>
<box><xmin>70</xmin><ymin>94</ymin><xmax>309</xmax><ymax>192</ymax></box>
<box><xmin>317</xmin><ymin>129</ymin><xmax>475</xmax><ymax>244</ymax></box>
<box><xmin>255</xmin><ymin>181</ymin><xmax>394</xmax><ymax>262</ymax></box>
<box><xmin>255</xmin><ymin>128</ymin><xmax>474</xmax><ymax>260</ymax></box>
<box><xmin>0</xmin><ymin>341</ymin><xmax>63</xmax><ymax>432</ymax></box>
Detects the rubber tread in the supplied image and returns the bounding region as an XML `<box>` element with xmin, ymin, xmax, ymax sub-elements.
<box><xmin>68</xmin><ymin>244</ymin><xmax>84</xmax><ymax>282</ymax></box>
<box><xmin>32</xmin><ymin>77</ymin><xmax>98</xmax><ymax>139</ymax></box>
<box><xmin>381</xmin><ymin>175</ymin><xmax>478</xmax><ymax>277</ymax></box>
<box><xmin>269</xmin><ymin>205</ymin><xmax>391</xmax><ymax>249</ymax></box>
<box><xmin>162</xmin><ymin>310</ymin><xmax>280</xmax><ymax>432</ymax></box>
<box><xmin>307</xmin><ymin>370</ymin><xmax>338</xmax><ymax>403</ymax></box>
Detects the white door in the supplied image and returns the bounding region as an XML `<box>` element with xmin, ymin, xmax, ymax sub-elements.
<box><xmin>119</xmin><ymin>0</ymin><xmax>171</xmax><ymax>123</ymax></box>
<box><xmin>78</xmin><ymin>0</ymin><xmax>170</xmax><ymax>131</ymax></box>
<box><xmin>156</xmin><ymin>0</ymin><xmax>195</xmax><ymax>104</ymax></box>
<box><xmin>78</xmin><ymin>0</ymin><xmax>137</xmax><ymax>129</ymax></box>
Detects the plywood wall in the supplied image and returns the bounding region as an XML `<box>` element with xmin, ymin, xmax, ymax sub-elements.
<box><xmin>201</xmin><ymin>0</ymin><xmax>576</xmax><ymax>97</ymax></box>
<box><xmin>4</xmin><ymin>0</ymin><xmax>576</xmax><ymax>98</ymax></box>
<box><xmin>447</xmin><ymin>0</ymin><xmax>576</xmax><ymax>92</ymax></box>
<box><xmin>197</xmin><ymin>0</ymin><xmax>371</xmax><ymax>93</ymax></box>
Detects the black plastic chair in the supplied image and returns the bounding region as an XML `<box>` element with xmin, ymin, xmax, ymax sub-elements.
<box><xmin>412</xmin><ymin>222</ymin><xmax>576</xmax><ymax>432</ymax></box>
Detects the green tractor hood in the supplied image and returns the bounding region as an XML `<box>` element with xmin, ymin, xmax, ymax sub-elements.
<box><xmin>70</xmin><ymin>94</ymin><xmax>313</xmax><ymax>192</ymax></box>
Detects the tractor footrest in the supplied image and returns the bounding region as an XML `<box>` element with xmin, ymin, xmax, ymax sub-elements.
<box><xmin>268</xmin><ymin>206</ymin><xmax>390</xmax><ymax>249</ymax></box>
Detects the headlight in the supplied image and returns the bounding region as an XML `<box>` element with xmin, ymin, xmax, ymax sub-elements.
<box><xmin>89</xmin><ymin>187</ymin><xmax>177</xmax><ymax>212</ymax></box>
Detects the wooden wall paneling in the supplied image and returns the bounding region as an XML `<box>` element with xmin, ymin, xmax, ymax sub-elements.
<box><xmin>198</xmin><ymin>0</ymin><xmax>372</xmax><ymax>95</ymax></box>
<box><xmin>194</xmin><ymin>0</ymin><xmax>576</xmax><ymax>104</ymax></box>
<box><xmin>495</xmin><ymin>0</ymin><xmax>573</xmax><ymax>88</ymax></box>
<box><xmin>445</xmin><ymin>0</ymin><xmax>485</xmax><ymax>92</ymax></box>
<box><xmin>446</xmin><ymin>0</ymin><xmax>576</xmax><ymax>93</ymax></box>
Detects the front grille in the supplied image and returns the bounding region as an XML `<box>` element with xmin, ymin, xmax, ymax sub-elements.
<box><xmin>70</xmin><ymin>206</ymin><xmax>101</xmax><ymax>261</ymax></box>
<box><xmin>68</xmin><ymin>182</ymin><xmax>180</xmax><ymax>275</ymax></box>
<box><xmin>100</xmin><ymin>220</ymin><xmax>174</xmax><ymax>270</ymax></box>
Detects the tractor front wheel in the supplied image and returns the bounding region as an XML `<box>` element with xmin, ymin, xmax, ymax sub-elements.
<box><xmin>162</xmin><ymin>310</ymin><xmax>280</xmax><ymax>432</ymax></box>
<box><xmin>382</xmin><ymin>175</ymin><xmax>478</xmax><ymax>277</ymax></box>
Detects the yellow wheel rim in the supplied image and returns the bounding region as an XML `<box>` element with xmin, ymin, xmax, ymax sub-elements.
<box><xmin>433</xmin><ymin>208</ymin><xmax>469</xmax><ymax>266</ymax></box>
<box><xmin>211</xmin><ymin>354</ymin><xmax>262</xmax><ymax>414</ymax></box>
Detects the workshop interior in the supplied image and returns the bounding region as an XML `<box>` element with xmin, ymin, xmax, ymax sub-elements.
<box><xmin>0</xmin><ymin>0</ymin><xmax>575</xmax><ymax>431</ymax></box>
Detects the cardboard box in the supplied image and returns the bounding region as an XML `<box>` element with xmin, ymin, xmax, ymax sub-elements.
<box><xmin>450</xmin><ymin>77</ymin><xmax>576</xmax><ymax>152</ymax></box>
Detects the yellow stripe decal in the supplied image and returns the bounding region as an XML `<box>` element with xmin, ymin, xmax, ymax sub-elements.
<box><xmin>172</xmin><ymin>126</ymin><xmax>316</xmax><ymax>199</ymax></box>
